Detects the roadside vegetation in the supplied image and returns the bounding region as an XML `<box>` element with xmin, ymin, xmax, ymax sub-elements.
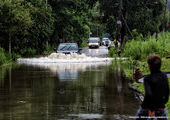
<box><xmin>109</xmin><ymin>31</ymin><xmax>170</xmax><ymax>59</ymax></box>
<box><xmin>0</xmin><ymin>47</ymin><xmax>21</xmax><ymax>65</ymax></box>
<box><xmin>0</xmin><ymin>0</ymin><xmax>169</xmax><ymax>59</ymax></box>
<box><xmin>109</xmin><ymin>31</ymin><xmax>170</xmax><ymax>114</ymax></box>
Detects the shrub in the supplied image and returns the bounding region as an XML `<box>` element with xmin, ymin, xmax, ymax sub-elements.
<box><xmin>43</xmin><ymin>45</ymin><xmax>55</xmax><ymax>55</ymax></box>
<box><xmin>109</xmin><ymin>47</ymin><xmax>117</xmax><ymax>57</ymax></box>
<box><xmin>81</xmin><ymin>39</ymin><xmax>88</xmax><ymax>47</ymax></box>
<box><xmin>20</xmin><ymin>48</ymin><xmax>37</xmax><ymax>57</ymax></box>
<box><xmin>119</xmin><ymin>32</ymin><xmax>170</xmax><ymax>60</ymax></box>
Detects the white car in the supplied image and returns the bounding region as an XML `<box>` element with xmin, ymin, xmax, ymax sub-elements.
<box><xmin>88</xmin><ymin>37</ymin><xmax>100</xmax><ymax>48</ymax></box>
<box><xmin>108</xmin><ymin>41</ymin><xmax>115</xmax><ymax>49</ymax></box>
<box><xmin>102</xmin><ymin>38</ymin><xmax>111</xmax><ymax>46</ymax></box>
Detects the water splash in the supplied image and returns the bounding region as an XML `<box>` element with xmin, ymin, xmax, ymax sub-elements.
<box><xmin>68</xmin><ymin>114</ymin><xmax>103</xmax><ymax>119</ymax></box>
<box><xmin>17</xmin><ymin>53</ymin><xmax>113</xmax><ymax>63</ymax></box>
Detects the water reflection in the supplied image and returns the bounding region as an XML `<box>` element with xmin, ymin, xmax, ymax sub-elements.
<box><xmin>0</xmin><ymin>62</ymin><xmax>139</xmax><ymax>120</ymax></box>
<box><xmin>19</xmin><ymin>62</ymin><xmax>110</xmax><ymax>81</ymax></box>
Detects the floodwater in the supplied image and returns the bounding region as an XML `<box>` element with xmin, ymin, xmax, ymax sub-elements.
<box><xmin>0</xmin><ymin>53</ymin><xmax>139</xmax><ymax>120</ymax></box>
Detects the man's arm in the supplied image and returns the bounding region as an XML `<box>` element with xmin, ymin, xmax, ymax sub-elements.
<box><xmin>133</xmin><ymin>67</ymin><xmax>143</xmax><ymax>83</ymax></box>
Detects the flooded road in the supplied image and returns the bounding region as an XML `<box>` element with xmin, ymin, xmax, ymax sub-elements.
<box><xmin>82</xmin><ymin>46</ymin><xmax>109</xmax><ymax>57</ymax></box>
<box><xmin>0</xmin><ymin>62</ymin><xmax>139</xmax><ymax>120</ymax></box>
<box><xmin>0</xmin><ymin>47</ymin><xmax>139</xmax><ymax>120</ymax></box>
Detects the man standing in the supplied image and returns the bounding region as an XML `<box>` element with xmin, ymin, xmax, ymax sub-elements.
<box><xmin>133</xmin><ymin>54</ymin><xmax>169</xmax><ymax>120</ymax></box>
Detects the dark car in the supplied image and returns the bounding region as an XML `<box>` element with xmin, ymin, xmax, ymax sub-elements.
<box><xmin>54</xmin><ymin>43</ymin><xmax>82</xmax><ymax>54</ymax></box>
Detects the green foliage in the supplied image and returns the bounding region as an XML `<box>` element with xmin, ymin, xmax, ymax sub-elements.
<box><xmin>0</xmin><ymin>0</ymin><xmax>54</xmax><ymax>56</ymax></box>
<box><xmin>42</xmin><ymin>45</ymin><xmax>55</xmax><ymax>55</ymax></box>
<box><xmin>131</xmin><ymin>29</ymin><xmax>144</xmax><ymax>41</ymax></box>
<box><xmin>49</xmin><ymin>0</ymin><xmax>92</xmax><ymax>44</ymax></box>
<box><xmin>0</xmin><ymin>0</ymin><xmax>97</xmax><ymax>57</ymax></box>
<box><xmin>26</xmin><ymin>0</ymin><xmax>54</xmax><ymax>54</ymax></box>
<box><xmin>0</xmin><ymin>46</ymin><xmax>20</xmax><ymax>65</ymax></box>
<box><xmin>80</xmin><ymin>39</ymin><xmax>88</xmax><ymax>47</ymax></box>
<box><xmin>11</xmin><ymin>53</ymin><xmax>21</xmax><ymax>60</ymax></box>
<box><xmin>0</xmin><ymin>47</ymin><xmax>6</xmax><ymax>65</ymax></box>
<box><xmin>98</xmin><ymin>0</ymin><xmax>169</xmax><ymax>37</ymax></box>
<box><xmin>0</xmin><ymin>0</ymin><xmax>33</xmax><ymax>52</ymax></box>
<box><xmin>109</xmin><ymin>47</ymin><xmax>118</xmax><ymax>57</ymax></box>
<box><xmin>0</xmin><ymin>0</ymin><xmax>169</xmax><ymax>58</ymax></box>
<box><xmin>120</xmin><ymin>32</ymin><xmax>170</xmax><ymax>60</ymax></box>
<box><xmin>20</xmin><ymin>47</ymin><xmax>36</xmax><ymax>57</ymax></box>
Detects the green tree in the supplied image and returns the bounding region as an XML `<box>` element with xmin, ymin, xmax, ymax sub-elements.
<box><xmin>98</xmin><ymin>0</ymin><xmax>168</xmax><ymax>37</ymax></box>
<box><xmin>0</xmin><ymin>0</ymin><xmax>32</xmax><ymax>54</ymax></box>
<box><xmin>49</xmin><ymin>0</ymin><xmax>92</xmax><ymax>46</ymax></box>
<box><xmin>25</xmin><ymin>0</ymin><xmax>54</xmax><ymax>54</ymax></box>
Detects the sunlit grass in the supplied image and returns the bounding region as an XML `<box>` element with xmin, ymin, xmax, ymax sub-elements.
<box><xmin>109</xmin><ymin>32</ymin><xmax>170</xmax><ymax>60</ymax></box>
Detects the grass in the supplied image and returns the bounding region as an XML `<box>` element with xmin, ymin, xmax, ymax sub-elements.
<box><xmin>109</xmin><ymin>32</ymin><xmax>170</xmax><ymax>60</ymax></box>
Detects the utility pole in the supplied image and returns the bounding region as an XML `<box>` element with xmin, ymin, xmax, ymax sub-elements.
<box><xmin>116</xmin><ymin>0</ymin><xmax>123</xmax><ymax>56</ymax></box>
<box><xmin>45</xmin><ymin>0</ymin><xmax>48</xmax><ymax>46</ymax></box>
<box><xmin>118</xmin><ymin>0</ymin><xmax>123</xmax><ymax>33</ymax></box>
<box><xmin>163</xmin><ymin>0</ymin><xmax>168</xmax><ymax>31</ymax></box>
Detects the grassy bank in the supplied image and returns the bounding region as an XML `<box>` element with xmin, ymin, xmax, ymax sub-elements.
<box><xmin>109</xmin><ymin>32</ymin><xmax>170</xmax><ymax>60</ymax></box>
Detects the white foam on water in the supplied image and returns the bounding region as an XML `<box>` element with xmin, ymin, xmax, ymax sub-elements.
<box><xmin>17</xmin><ymin>53</ymin><xmax>113</xmax><ymax>64</ymax></box>
<box><xmin>68</xmin><ymin>114</ymin><xmax>103</xmax><ymax>119</ymax></box>
<box><xmin>17</xmin><ymin>53</ymin><xmax>114</xmax><ymax>81</ymax></box>
<box><xmin>68</xmin><ymin>113</ymin><xmax>130</xmax><ymax>119</ymax></box>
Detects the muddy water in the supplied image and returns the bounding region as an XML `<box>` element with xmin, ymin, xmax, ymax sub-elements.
<box><xmin>0</xmin><ymin>63</ymin><xmax>139</xmax><ymax>120</ymax></box>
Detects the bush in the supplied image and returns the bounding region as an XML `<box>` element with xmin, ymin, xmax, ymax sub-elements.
<box><xmin>109</xmin><ymin>47</ymin><xmax>117</xmax><ymax>57</ymax></box>
<box><xmin>81</xmin><ymin>39</ymin><xmax>88</xmax><ymax>47</ymax></box>
<box><xmin>43</xmin><ymin>45</ymin><xmax>55</xmax><ymax>55</ymax></box>
<box><xmin>120</xmin><ymin>32</ymin><xmax>170</xmax><ymax>60</ymax></box>
<box><xmin>20</xmin><ymin>48</ymin><xmax>37</xmax><ymax>57</ymax></box>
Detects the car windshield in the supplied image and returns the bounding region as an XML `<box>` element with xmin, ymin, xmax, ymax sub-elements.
<box><xmin>89</xmin><ymin>39</ymin><xmax>99</xmax><ymax>43</ymax></box>
<box><xmin>103</xmin><ymin>38</ymin><xmax>109</xmax><ymax>41</ymax></box>
<box><xmin>58</xmin><ymin>44</ymin><xmax>78</xmax><ymax>51</ymax></box>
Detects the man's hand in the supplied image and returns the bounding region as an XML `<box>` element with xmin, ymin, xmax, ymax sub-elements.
<box><xmin>133</xmin><ymin>67</ymin><xmax>143</xmax><ymax>82</ymax></box>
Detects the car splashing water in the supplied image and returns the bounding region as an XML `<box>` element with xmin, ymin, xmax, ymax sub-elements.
<box><xmin>17</xmin><ymin>52</ymin><xmax>114</xmax><ymax>64</ymax></box>
<box><xmin>0</xmin><ymin>52</ymin><xmax>139</xmax><ymax>120</ymax></box>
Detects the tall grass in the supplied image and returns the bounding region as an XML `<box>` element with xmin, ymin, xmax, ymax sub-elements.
<box><xmin>110</xmin><ymin>32</ymin><xmax>170</xmax><ymax>60</ymax></box>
